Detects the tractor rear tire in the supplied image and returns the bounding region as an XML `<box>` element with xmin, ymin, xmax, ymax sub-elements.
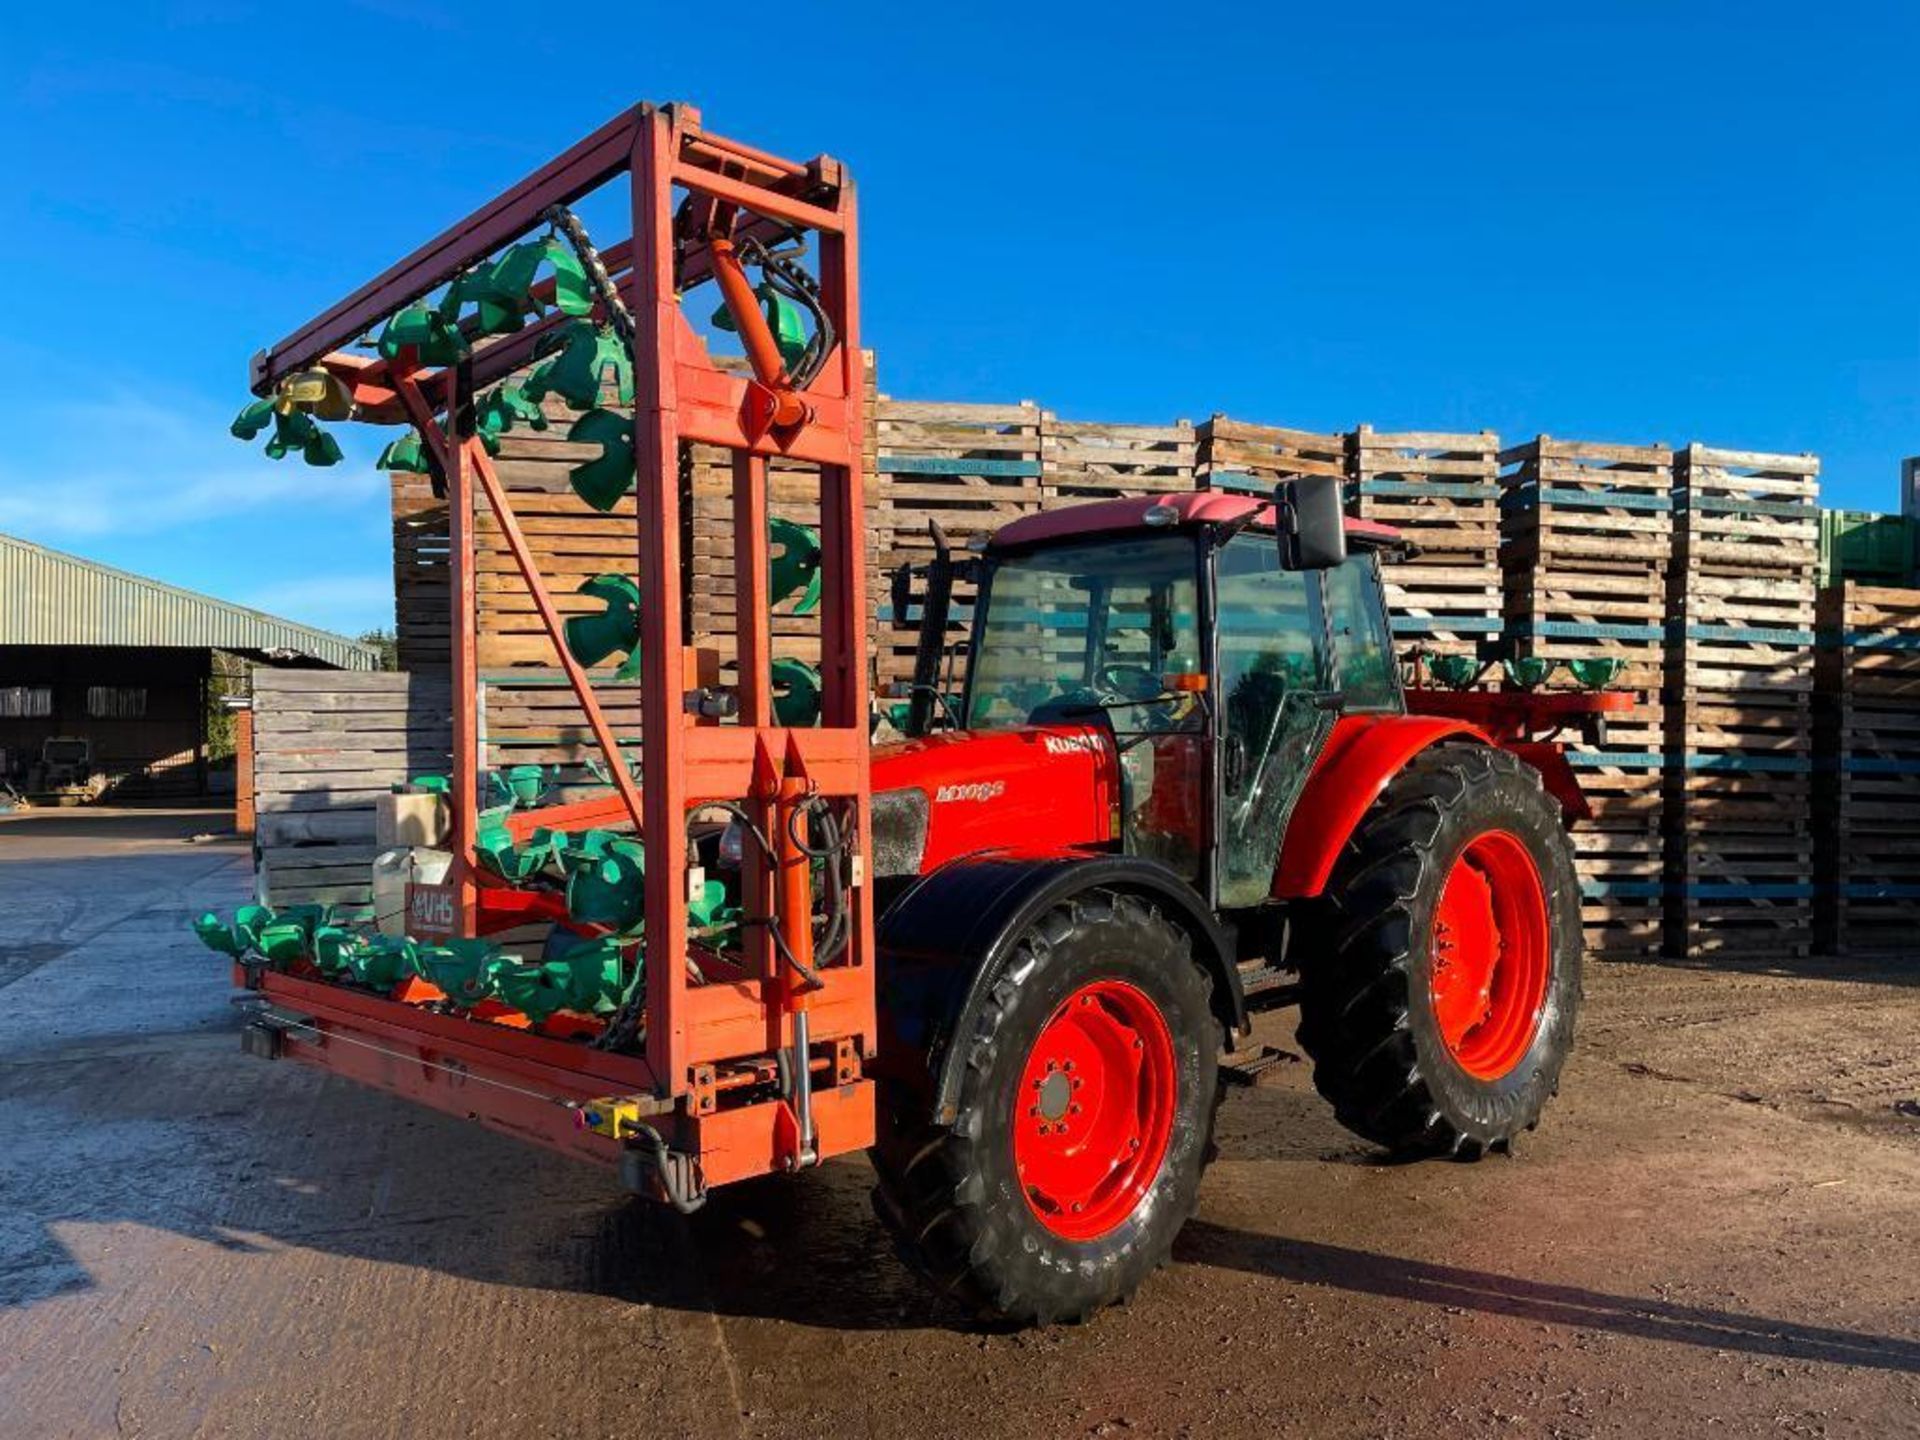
<box><xmin>870</xmin><ymin>889</ymin><xmax>1220</xmax><ymax>1325</ymax></box>
<box><xmin>1296</xmin><ymin>742</ymin><xmax>1581</xmax><ymax>1159</ymax></box>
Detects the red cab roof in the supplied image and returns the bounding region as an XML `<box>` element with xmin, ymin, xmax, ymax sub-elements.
<box><xmin>990</xmin><ymin>490</ymin><xmax>1402</xmax><ymax>550</ymax></box>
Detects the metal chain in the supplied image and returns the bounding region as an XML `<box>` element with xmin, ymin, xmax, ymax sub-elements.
<box><xmin>543</xmin><ymin>205</ymin><xmax>636</xmax><ymax>347</ymax></box>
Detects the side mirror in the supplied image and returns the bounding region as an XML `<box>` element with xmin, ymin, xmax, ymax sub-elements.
<box><xmin>1276</xmin><ymin>475</ymin><xmax>1347</xmax><ymax>570</ymax></box>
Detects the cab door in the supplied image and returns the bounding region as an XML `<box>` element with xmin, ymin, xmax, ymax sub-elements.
<box><xmin>1212</xmin><ymin>535</ymin><xmax>1337</xmax><ymax>908</ymax></box>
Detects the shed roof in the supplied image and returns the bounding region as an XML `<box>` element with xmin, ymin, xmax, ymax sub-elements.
<box><xmin>0</xmin><ymin>532</ymin><xmax>378</xmax><ymax>670</ymax></box>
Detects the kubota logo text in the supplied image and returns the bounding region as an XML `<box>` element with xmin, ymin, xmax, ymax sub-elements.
<box><xmin>934</xmin><ymin>781</ymin><xmax>1006</xmax><ymax>804</ymax></box>
<box><xmin>1044</xmin><ymin>734</ymin><xmax>1101</xmax><ymax>756</ymax></box>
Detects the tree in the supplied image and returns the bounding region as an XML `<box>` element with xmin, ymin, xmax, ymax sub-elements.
<box><xmin>357</xmin><ymin>629</ymin><xmax>400</xmax><ymax>671</ymax></box>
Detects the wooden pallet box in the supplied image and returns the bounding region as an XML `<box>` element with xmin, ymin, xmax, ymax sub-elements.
<box><xmin>1564</xmin><ymin>696</ymin><xmax>1667</xmax><ymax>958</ymax></box>
<box><xmin>1351</xmin><ymin>426</ymin><xmax>1503</xmax><ymax>666</ymax></box>
<box><xmin>1662</xmin><ymin>689</ymin><xmax>1815</xmax><ymax>958</ymax></box>
<box><xmin>1660</xmin><ymin>444</ymin><xmax>1821</xmax><ymax>958</ymax></box>
<box><xmin>1666</xmin><ymin>573</ymin><xmax>1818</xmax><ymax>694</ymax></box>
<box><xmin>871</xmin><ymin>398</ymin><xmax>1045</xmax><ymax>689</ymax></box>
<box><xmin>1195</xmin><ymin>416</ymin><xmax>1349</xmax><ymax>492</ymax></box>
<box><xmin>1663</xmin><ymin>883</ymin><xmax>1815</xmax><ymax>960</ymax></box>
<box><xmin>1041</xmin><ymin>415</ymin><xmax>1195</xmax><ymax>506</ymax></box>
<box><xmin>392</xmin><ymin>469</ymin><xmax>450</xmax><ymax>674</ymax></box>
<box><xmin>1668</xmin><ymin>446</ymin><xmax>1820</xmax><ymax>689</ymax></box>
<box><xmin>1672</xmin><ymin>444</ymin><xmax>1821</xmax><ymax>577</ymax></box>
<box><xmin>1500</xmin><ymin>437</ymin><xmax>1673</xmax><ymax>694</ymax></box>
<box><xmin>252</xmin><ymin>670</ymin><xmax>453</xmax><ymax>909</ymax></box>
<box><xmin>1813</xmin><ymin>581</ymin><xmax>1920</xmax><ymax>953</ymax></box>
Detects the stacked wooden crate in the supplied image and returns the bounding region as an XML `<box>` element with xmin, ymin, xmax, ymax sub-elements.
<box><xmin>870</xmin><ymin>399</ymin><xmax>1045</xmax><ymax>691</ymax></box>
<box><xmin>382</xmin><ymin>397</ymin><xmax>642</xmax><ymax>789</ymax></box>
<box><xmin>689</xmin><ymin>349</ymin><xmax>878</xmax><ymax>689</ymax></box>
<box><xmin>1665</xmin><ymin>445</ymin><xmax>1821</xmax><ymax>958</ymax></box>
<box><xmin>1500</xmin><ymin>437</ymin><xmax>1675</xmax><ymax>958</ymax></box>
<box><xmin>1040</xmin><ymin>415</ymin><xmax>1195</xmax><ymax>507</ymax></box>
<box><xmin>391</xmin><ymin>468</ymin><xmax>449</xmax><ymax>674</ymax></box>
<box><xmin>467</xmin><ymin>403</ymin><xmax>649</xmax><ymax>793</ymax></box>
<box><xmin>251</xmin><ymin>669</ymin><xmax>452</xmax><ymax>908</ymax></box>
<box><xmin>1351</xmin><ymin>426</ymin><xmax>1504</xmax><ymax>678</ymax></box>
<box><xmin>688</xmin><ymin>444</ymin><xmax>827</xmax><ymax>674</ymax></box>
<box><xmin>1815</xmin><ymin>582</ymin><xmax>1920</xmax><ymax>953</ymax></box>
<box><xmin>1194</xmin><ymin>415</ymin><xmax>1348</xmax><ymax>494</ymax></box>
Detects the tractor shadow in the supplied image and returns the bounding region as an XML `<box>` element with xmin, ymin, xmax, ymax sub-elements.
<box><xmin>585</xmin><ymin>1179</ymin><xmax>1920</xmax><ymax>1368</ymax></box>
<box><xmin>9</xmin><ymin>1041</ymin><xmax>1920</xmax><ymax>1364</ymax></box>
<box><xmin>1174</xmin><ymin>1220</ymin><xmax>1920</xmax><ymax>1374</ymax></box>
<box><xmin>1612</xmin><ymin>951</ymin><xmax>1920</xmax><ymax>988</ymax></box>
<box><xmin>584</xmin><ymin>1168</ymin><xmax>986</xmax><ymax>1332</ymax></box>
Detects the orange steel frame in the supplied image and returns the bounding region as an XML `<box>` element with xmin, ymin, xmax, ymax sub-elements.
<box><xmin>246</xmin><ymin>102</ymin><xmax>877</xmax><ymax>1181</ymax></box>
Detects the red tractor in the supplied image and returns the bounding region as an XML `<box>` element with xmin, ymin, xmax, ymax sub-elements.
<box><xmin>206</xmin><ymin>102</ymin><xmax>1605</xmax><ymax>1326</ymax></box>
<box><xmin>862</xmin><ymin>487</ymin><xmax>1587</xmax><ymax>1320</ymax></box>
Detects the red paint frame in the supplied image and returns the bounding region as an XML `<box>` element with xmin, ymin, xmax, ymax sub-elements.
<box><xmin>251</xmin><ymin>102</ymin><xmax>877</xmax><ymax>1184</ymax></box>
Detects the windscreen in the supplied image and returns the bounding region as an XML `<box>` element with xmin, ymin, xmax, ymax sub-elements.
<box><xmin>966</xmin><ymin>535</ymin><xmax>1201</xmax><ymax>731</ymax></box>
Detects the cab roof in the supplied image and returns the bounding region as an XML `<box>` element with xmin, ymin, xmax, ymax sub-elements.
<box><xmin>989</xmin><ymin>490</ymin><xmax>1403</xmax><ymax>552</ymax></box>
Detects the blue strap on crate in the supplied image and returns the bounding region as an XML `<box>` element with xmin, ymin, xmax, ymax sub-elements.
<box><xmin>1681</xmin><ymin>754</ymin><xmax>1813</xmax><ymax>773</ymax></box>
<box><xmin>1669</xmin><ymin>622</ymin><xmax>1818</xmax><ymax>646</ymax></box>
<box><xmin>1509</xmin><ymin>620</ymin><xmax>1666</xmax><ymax>642</ymax></box>
<box><xmin>1681</xmin><ymin>883</ymin><xmax>1817</xmax><ymax>899</ymax></box>
<box><xmin>877</xmin><ymin>456</ymin><xmax>1042</xmax><ymax>477</ymax></box>
<box><xmin>1353</xmin><ymin>479</ymin><xmax>1500</xmax><ymax>500</ymax></box>
<box><xmin>1839</xmin><ymin>629</ymin><xmax>1920</xmax><ymax>651</ymax></box>
<box><xmin>1682</xmin><ymin>494</ymin><xmax>1818</xmax><ymax>519</ymax></box>
<box><xmin>1389</xmin><ymin>617</ymin><xmax>1504</xmax><ymax>636</ymax></box>
<box><xmin>1204</xmin><ymin>471</ymin><xmax>1271</xmax><ymax>496</ymax></box>
<box><xmin>1566</xmin><ymin>751</ymin><xmax>1667</xmax><ymax>769</ymax></box>
<box><xmin>1580</xmin><ymin>879</ymin><xmax>1667</xmax><ymax>899</ymax></box>
<box><xmin>1501</xmin><ymin>484</ymin><xmax>1672</xmax><ymax>513</ymax></box>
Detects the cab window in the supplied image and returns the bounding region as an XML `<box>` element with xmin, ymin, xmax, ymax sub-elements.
<box><xmin>1322</xmin><ymin>553</ymin><xmax>1400</xmax><ymax>711</ymax></box>
<box><xmin>1213</xmin><ymin>537</ymin><xmax>1330</xmax><ymax>907</ymax></box>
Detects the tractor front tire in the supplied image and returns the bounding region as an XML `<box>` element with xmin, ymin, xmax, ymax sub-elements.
<box><xmin>1297</xmin><ymin>742</ymin><xmax>1581</xmax><ymax>1159</ymax></box>
<box><xmin>870</xmin><ymin>889</ymin><xmax>1220</xmax><ymax>1325</ymax></box>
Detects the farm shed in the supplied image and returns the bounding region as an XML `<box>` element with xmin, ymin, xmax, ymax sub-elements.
<box><xmin>0</xmin><ymin>531</ymin><xmax>377</xmax><ymax>801</ymax></box>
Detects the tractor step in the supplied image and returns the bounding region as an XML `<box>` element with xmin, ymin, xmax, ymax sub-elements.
<box><xmin>1236</xmin><ymin>959</ymin><xmax>1300</xmax><ymax>1010</ymax></box>
<box><xmin>1219</xmin><ymin>1043</ymin><xmax>1301</xmax><ymax>1088</ymax></box>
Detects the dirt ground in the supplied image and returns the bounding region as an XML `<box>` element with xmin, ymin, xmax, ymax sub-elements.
<box><xmin>3</xmin><ymin>809</ymin><xmax>1918</xmax><ymax>1440</ymax></box>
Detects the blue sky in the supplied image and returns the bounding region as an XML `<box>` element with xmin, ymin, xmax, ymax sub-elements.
<box><xmin>1</xmin><ymin>3</ymin><xmax>1915</xmax><ymax>638</ymax></box>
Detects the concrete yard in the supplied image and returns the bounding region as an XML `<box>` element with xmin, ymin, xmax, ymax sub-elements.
<box><xmin>3</xmin><ymin>810</ymin><xmax>1918</xmax><ymax>1440</ymax></box>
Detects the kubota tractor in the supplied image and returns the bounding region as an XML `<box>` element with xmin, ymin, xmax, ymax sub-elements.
<box><xmin>198</xmin><ymin>102</ymin><xmax>1615</xmax><ymax>1326</ymax></box>
<box><xmin>859</xmin><ymin>486</ymin><xmax>1594</xmax><ymax>1320</ymax></box>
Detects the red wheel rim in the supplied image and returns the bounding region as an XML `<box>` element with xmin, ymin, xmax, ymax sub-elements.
<box><xmin>1012</xmin><ymin>979</ymin><xmax>1177</xmax><ymax>1242</ymax></box>
<box><xmin>1429</xmin><ymin>830</ymin><xmax>1551</xmax><ymax>1080</ymax></box>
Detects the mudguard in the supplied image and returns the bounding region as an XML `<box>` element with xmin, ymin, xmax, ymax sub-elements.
<box><xmin>874</xmin><ymin>852</ymin><xmax>1242</xmax><ymax>1125</ymax></box>
<box><xmin>1272</xmin><ymin>714</ymin><xmax>1489</xmax><ymax>899</ymax></box>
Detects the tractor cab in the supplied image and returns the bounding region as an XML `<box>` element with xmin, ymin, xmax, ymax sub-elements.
<box><xmin>889</xmin><ymin>486</ymin><xmax>1402</xmax><ymax>913</ymax></box>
